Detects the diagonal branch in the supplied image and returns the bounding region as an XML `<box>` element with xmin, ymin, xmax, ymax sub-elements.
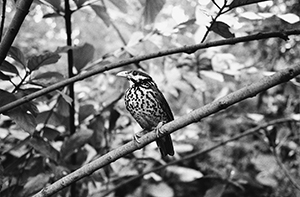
<box><xmin>0</xmin><ymin>0</ymin><xmax>34</xmax><ymax>66</ymax></box>
<box><xmin>0</xmin><ymin>29</ymin><xmax>300</xmax><ymax>114</ymax></box>
<box><xmin>33</xmin><ymin>64</ymin><xmax>300</xmax><ymax>197</ymax></box>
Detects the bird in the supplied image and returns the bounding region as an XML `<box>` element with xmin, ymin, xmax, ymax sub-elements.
<box><xmin>117</xmin><ymin>70</ymin><xmax>175</xmax><ymax>156</ymax></box>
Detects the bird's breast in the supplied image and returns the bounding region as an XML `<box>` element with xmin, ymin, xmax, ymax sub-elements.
<box><xmin>124</xmin><ymin>85</ymin><xmax>166</xmax><ymax>129</ymax></box>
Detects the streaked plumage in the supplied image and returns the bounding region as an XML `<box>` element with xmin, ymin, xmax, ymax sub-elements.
<box><xmin>117</xmin><ymin>70</ymin><xmax>174</xmax><ymax>156</ymax></box>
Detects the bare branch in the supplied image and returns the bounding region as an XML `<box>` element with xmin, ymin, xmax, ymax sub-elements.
<box><xmin>0</xmin><ymin>30</ymin><xmax>299</xmax><ymax>114</ymax></box>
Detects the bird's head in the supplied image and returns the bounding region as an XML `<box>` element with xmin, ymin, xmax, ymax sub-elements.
<box><xmin>116</xmin><ymin>70</ymin><xmax>153</xmax><ymax>86</ymax></box>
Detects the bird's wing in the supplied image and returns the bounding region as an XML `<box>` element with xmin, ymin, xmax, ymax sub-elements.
<box><xmin>154</xmin><ymin>87</ymin><xmax>174</xmax><ymax>121</ymax></box>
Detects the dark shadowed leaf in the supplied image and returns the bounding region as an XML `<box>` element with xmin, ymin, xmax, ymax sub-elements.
<box><xmin>27</xmin><ymin>52</ymin><xmax>61</xmax><ymax>71</ymax></box>
<box><xmin>204</xmin><ymin>184</ymin><xmax>226</xmax><ymax>197</ymax></box>
<box><xmin>31</xmin><ymin>71</ymin><xmax>64</xmax><ymax>86</ymax></box>
<box><xmin>55</xmin><ymin>45</ymin><xmax>74</xmax><ymax>53</ymax></box>
<box><xmin>211</xmin><ymin>21</ymin><xmax>235</xmax><ymax>38</ymax></box>
<box><xmin>29</xmin><ymin>135</ymin><xmax>60</xmax><ymax>162</ymax></box>
<box><xmin>60</xmin><ymin>128</ymin><xmax>94</xmax><ymax>159</ymax></box>
<box><xmin>91</xmin><ymin>5</ymin><xmax>111</xmax><ymax>27</ymax></box>
<box><xmin>42</xmin><ymin>0</ymin><xmax>62</xmax><ymax>10</ymax></box>
<box><xmin>73</xmin><ymin>0</ymin><xmax>87</xmax><ymax>8</ymax></box>
<box><xmin>228</xmin><ymin>0</ymin><xmax>270</xmax><ymax>10</ymax></box>
<box><xmin>1</xmin><ymin>60</ymin><xmax>19</xmax><ymax>74</ymax></box>
<box><xmin>109</xmin><ymin>108</ymin><xmax>120</xmax><ymax>131</ymax></box>
<box><xmin>73</xmin><ymin>43</ymin><xmax>95</xmax><ymax>72</ymax></box>
<box><xmin>79</xmin><ymin>104</ymin><xmax>96</xmax><ymax>123</ymax></box>
<box><xmin>36</xmin><ymin>111</ymin><xmax>64</xmax><ymax>126</ymax></box>
<box><xmin>56</xmin><ymin>95</ymin><xmax>71</xmax><ymax>117</ymax></box>
<box><xmin>143</xmin><ymin>0</ymin><xmax>166</xmax><ymax>24</ymax></box>
<box><xmin>43</xmin><ymin>12</ymin><xmax>62</xmax><ymax>18</ymax></box>
<box><xmin>110</xmin><ymin>0</ymin><xmax>128</xmax><ymax>13</ymax></box>
<box><xmin>0</xmin><ymin>71</ymin><xmax>11</xmax><ymax>80</ymax></box>
<box><xmin>8</xmin><ymin>46</ymin><xmax>27</xmax><ymax>67</ymax></box>
<box><xmin>41</xmin><ymin>127</ymin><xmax>60</xmax><ymax>141</ymax></box>
<box><xmin>20</xmin><ymin>173</ymin><xmax>51</xmax><ymax>197</ymax></box>
<box><xmin>0</xmin><ymin>90</ymin><xmax>38</xmax><ymax>133</ymax></box>
<box><xmin>6</xmin><ymin>110</ymin><xmax>37</xmax><ymax>134</ymax></box>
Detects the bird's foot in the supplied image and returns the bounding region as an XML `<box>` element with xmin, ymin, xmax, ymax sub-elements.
<box><xmin>155</xmin><ymin>122</ymin><xmax>164</xmax><ymax>138</ymax></box>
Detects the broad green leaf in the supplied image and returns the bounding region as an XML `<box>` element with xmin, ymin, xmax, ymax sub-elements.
<box><xmin>143</xmin><ymin>0</ymin><xmax>166</xmax><ymax>24</ymax></box>
<box><xmin>0</xmin><ymin>60</ymin><xmax>19</xmax><ymax>74</ymax></box>
<box><xmin>55</xmin><ymin>45</ymin><xmax>74</xmax><ymax>53</ymax></box>
<box><xmin>73</xmin><ymin>43</ymin><xmax>95</xmax><ymax>72</ymax></box>
<box><xmin>0</xmin><ymin>89</ymin><xmax>17</xmax><ymax>108</ymax></box>
<box><xmin>228</xmin><ymin>0</ymin><xmax>270</xmax><ymax>10</ymax></box>
<box><xmin>36</xmin><ymin>111</ymin><xmax>64</xmax><ymax>126</ymax></box>
<box><xmin>29</xmin><ymin>135</ymin><xmax>59</xmax><ymax>162</ymax></box>
<box><xmin>8</xmin><ymin>46</ymin><xmax>27</xmax><ymax>67</ymax></box>
<box><xmin>60</xmin><ymin>128</ymin><xmax>94</xmax><ymax>159</ymax></box>
<box><xmin>204</xmin><ymin>184</ymin><xmax>226</xmax><ymax>197</ymax></box>
<box><xmin>56</xmin><ymin>95</ymin><xmax>70</xmax><ymax>117</ymax></box>
<box><xmin>211</xmin><ymin>21</ymin><xmax>235</xmax><ymax>38</ymax></box>
<box><xmin>27</xmin><ymin>52</ymin><xmax>61</xmax><ymax>71</ymax></box>
<box><xmin>91</xmin><ymin>5</ymin><xmax>111</xmax><ymax>27</ymax></box>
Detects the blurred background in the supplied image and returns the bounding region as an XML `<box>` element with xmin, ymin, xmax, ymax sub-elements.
<box><xmin>0</xmin><ymin>0</ymin><xmax>300</xmax><ymax>196</ymax></box>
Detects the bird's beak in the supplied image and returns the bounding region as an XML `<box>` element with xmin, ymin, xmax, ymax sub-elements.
<box><xmin>116</xmin><ymin>71</ymin><xmax>129</xmax><ymax>78</ymax></box>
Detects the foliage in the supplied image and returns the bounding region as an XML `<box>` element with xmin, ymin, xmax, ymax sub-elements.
<box><xmin>0</xmin><ymin>0</ymin><xmax>300</xmax><ymax>197</ymax></box>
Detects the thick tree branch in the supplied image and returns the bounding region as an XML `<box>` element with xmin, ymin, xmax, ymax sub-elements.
<box><xmin>33</xmin><ymin>64</ymin><xmax>300</xmax><ymax>197</ymax></box>
<box><xmin>0</xmin><ymin>0</ymin><xmax>33</xmax><ymax>65</ymax></box>
<box><xmin>1</xmin><ymin>29</ymin><xmax>300</xmax><ymax>114</ymax></box>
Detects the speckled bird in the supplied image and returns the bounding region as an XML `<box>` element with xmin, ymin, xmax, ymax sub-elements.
<box><xmin>117</xmin><ymin>70</ymin><xmax>174</xmax><ymax>156</ymax></box>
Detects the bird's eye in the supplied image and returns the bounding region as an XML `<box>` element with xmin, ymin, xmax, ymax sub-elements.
<box><xmin>132</xmin><ymin>71</ymin><xmax>137</xmax><ymax>76</ymax></box>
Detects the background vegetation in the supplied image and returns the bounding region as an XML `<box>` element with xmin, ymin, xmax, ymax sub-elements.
<box><xmin>0</xmin><ymin>0</ymin><xmax>300</xmax><ymax>196</ymax></box>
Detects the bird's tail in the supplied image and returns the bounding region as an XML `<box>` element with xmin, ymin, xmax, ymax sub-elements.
<box><xmin>156</xmin><ymin>134</ymin><xmax>174</xmax><ymax>157</ymax></box>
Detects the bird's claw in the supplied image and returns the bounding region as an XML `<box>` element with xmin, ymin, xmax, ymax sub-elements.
<box><xmin>155</xmin><ymin>122</ymin><xmax>164</xmax><ymax>138</ymax></box>
<box><xmin>133</xmin><ymin>133</ymin><xmax>141</xmax><ymax>143</ymax></box>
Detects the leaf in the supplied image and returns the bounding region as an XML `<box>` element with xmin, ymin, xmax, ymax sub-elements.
<box><xmin>56</xmin><ymin>95</ymin><xmax>71</xmax><ymax>117</ymax></box>
<box><xmin>145</xmin><ymin>182</ymin><xmax>174</xmax><ymax>197</ymax></box>
<box><xmin>73</xmin><ymin>43</ymin><xmax>95</xmax><ymax>72</ymax></box>
<box><xmin>21</xmin><ymin>173</ymin><xmax>50</xmax><ymax>197</ymax></box>
<box><xmin>6</xmin><ymin>109</ymin><xmax>37</xmax><ymax>134</ymax></box>
<box><xmin>55</xmin><ymin>45</ymin><xmax>74</xmax><ymax>53</ymax></box>
<box><xmin>228</xmin><ymin>0</ymin><xmax>271</xmax><ymax>10</ymax></box>
<box><xmin>110</xmin><ymin>0</ymin><xmax>128</xmax><ymax>13</ymax></box>
<box><xmin>0</xmin><ymin>71</ymin><xmax>11</xmax><ymax>80</ymax></box>
<box><xmin>42</xmin><ymin>0</ymin><xmax>62</xmax><ymax>11</ymax></box>
<box><xmin>0</xmin><ymin>90</ymin><xmax>38</xmax><ymax>133</ymax></box>
<box><xmin>0</xmin><ymin>60</ymin><xmax>19</xmax><ymax>74</ymax></box>
<box><xmin>60</xmin><ymin>128</ymin><xmax>94</xmax><ymax>159</ymax></box>
<box><xmin>43</xmin><ymin>12</ymin><xmax>62</xmax><ymax>18</ymax></box>
<box><xmin>27</xmin><ymin>52</ymin><xmax>61</xmax><ymax>71</ymax></box>
<box><xmin>109</xmin><ymin>108</ymin><xmax>120</xmax><ymax>131</ymax></box>
<box><xmin>79</xmin><ymin>104</ymin><xmax>95</xmax><ymax>123</ymax></box>
<box><xmin>277</xmin><ymin>13</ymin><xmax>300</xmax><ymax>24</ymax></box>
<box><xmin>73</xmin><ymin>0</ymin><xmax>87</xmax><ymax>8</ymax></box>
<box><xmin>204</xmin><ymin>184</ymin><xmax>226</xmax><ymax>197</ymax></box>
<box><xmin>143</xmin><ymin>0</ymin><xmax>166</xmax><ymax>24</ymax></box>
<box><xmin>91</xmin><ymin>5</ymin><xmax>111</xmax><ymax>27</ymax></box>
<box><xmin>167</xmin><ymin>166</ymin><xmax>203</xmax><ymax>182</ymax></box>
<box><xmin>210</xmin><ymin>21</ymin><xmax>235</xmax><ymax>38</ymax></box>
<box><xmin>36</xmin><ymin>111</ymin><xmax>63</xmax><ymax>126</ymax></box>
<box><xmin>8</xmin><ymin>46</ymin><xmax>27</xmax><ymax>67</ymax></box>
<box><xmin>31</xmin><ymin>71</ymin><xmax>64</xmax><ymax>86</ymax></box>
<box><xmin>29</xmin><ymin>135</ymin><xmax>60</xmax><ymax>162</ymax></box>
